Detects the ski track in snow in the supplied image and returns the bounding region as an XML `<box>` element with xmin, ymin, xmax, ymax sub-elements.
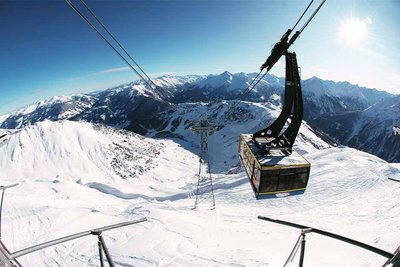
<box><xmin>0</xmin><ymin>120</ymin><xmax>399</xmax><ymax>266</ymax></box>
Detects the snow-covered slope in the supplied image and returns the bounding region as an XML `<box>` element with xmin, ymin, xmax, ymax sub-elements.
<box><xmin>0</xmin><ymin>120</ymin><xmax>198</xmax><ymax>184</ymax></box>
<box><xmin>0</xmin><ymin>118</ymin><xmax>399</xmax><ymax>266</ymax></box>
<box><xmin>147</xmin><ymin>100</ymin><xmax>332</xmax><ymax>172</ymax></box>
<box><xmin>0</xmin><ymin>113</ymin><xmax>10</xmax><ymax>125</ymax></box>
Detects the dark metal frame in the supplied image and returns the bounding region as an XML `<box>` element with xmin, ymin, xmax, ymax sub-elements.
<box><xmin>238</xmin><ymin>135</ymin><xmax>310</xmax><ymax>199</ymax></box>
<box><xmin>0</xmin><ymin>184</ymin><xmax>19</xmax><ymax>241</ymax></box>
<box><xmin>258</xmin><ymin>216</ymin><xmax>399</xmax><ymax>266</ymax></box>
<box><xmin>250</xmin><ymin>1</ymin><xmax>327</xmax><ymax>155</ymax></box>
<box><xmin>0</xmin><ymin>183</ymin><xmax>147</xmax><ymax>266</ymax></box>
<box><xmin>388</xmin><ymin>177</ymin><xmax>400</xmax><ymax>183</ymax></box>
<box><xmin>253</xmin><ymin>52</ymin><xmax>303</xmax><ymax>155</ymax></box>
<box><xmin>6</xmin><ymin>219</ymin><xmax>147</xmax><ymax>266</ymax></box>
<box><xmin>283</xmin><ymin>228</ymin><xmax>311</xmax><ymax>267</ymax></box>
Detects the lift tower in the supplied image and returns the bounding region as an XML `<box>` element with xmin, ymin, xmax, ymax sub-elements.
<box><xmin>191</xmin><ymin>120</ymin><xmax>217</xmax><ymax>209</ymax></box>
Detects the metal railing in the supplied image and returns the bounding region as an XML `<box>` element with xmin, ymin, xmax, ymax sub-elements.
<box><xmin>258</xmin><ymin>216</ymin><xmax>398</xmax><ymax>266</ymax></box>
<box><xmin>0</xmin><ymin>183</ymin><xmax>147</xmax><ymax>266</ymax></box>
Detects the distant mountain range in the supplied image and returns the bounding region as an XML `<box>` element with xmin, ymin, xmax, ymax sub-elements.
<box><xmin>0</xmin><ymin>71</ymin><xmax>399</xmax><ymax>162</ymax></box>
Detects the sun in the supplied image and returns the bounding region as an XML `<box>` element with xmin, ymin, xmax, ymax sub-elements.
<box><xmin>338</xmin><ymin>18</ymin><xmax>368</xmax><ymax>47</ymax></box>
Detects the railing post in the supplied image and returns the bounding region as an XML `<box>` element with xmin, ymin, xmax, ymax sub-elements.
<box><xmin>0</xmin><ymin>189</ymin><xmax>5</xmax><ymax>240</ymax></box>
<box><xmin>98</xmin><ymin>237</ymin><xmax>104</xmax><ymax>267</ymax></box>
<box><xmin>97</xmin><ymin>233</ymin><xmax>115</xmax><ymax>267</ymax></box>
<box><xmin>0</xmin><ymin>184</ymin><xmax>19</xmax><ymax>241</ymax></box>
<box><xmin>299</xmin><ymin>233</ymin><xmax>306</xmax><ymax>267</ymax></box>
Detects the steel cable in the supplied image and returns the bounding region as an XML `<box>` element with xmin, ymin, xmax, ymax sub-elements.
<box><xmin>299</xmin><ymin>0</ymin><xmax>326</xmax><ymax>33</ymax></box>
<box><xmin>78</xmin><ymin>0</ymin><xmax>157</xmax><ymax>90</ymax></box>
<box><xmin>224</xmin><ymin>0</ymin><xmax>326</xmax><ymax>120</ymax></box>
<box><xmin>65</xmin><ymin>0</ymin><xmax>155</xmax><ymax>91</ymax></box>
<box><xmin>291</xmin><ymin>0</ymin><xmax>315</xmax><ymax>31</ymax></box>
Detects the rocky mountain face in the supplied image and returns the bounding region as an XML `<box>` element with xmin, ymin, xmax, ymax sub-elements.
<box><xmin>0</xmin><ymin>84</ymin><xmax>170</xmax><ymax>135</ymax></box>
<box><xmin>0</xmin><ymin>71</ymin><xmax>398</xmax><ymax>162</ymax></box>
<box><xmin>309</xmin><ymin>95</ymin><xmax>400</xmax><ymax>162</ymax></box>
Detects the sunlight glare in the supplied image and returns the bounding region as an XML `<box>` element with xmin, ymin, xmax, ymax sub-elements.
<box><xmin>339</xmin><ymin>18</ymin><xmax>368</xmax><ymax>47</ymax></box>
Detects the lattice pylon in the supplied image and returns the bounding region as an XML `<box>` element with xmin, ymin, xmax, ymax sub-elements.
<box><xmin>191</xmin><ymin>120</ymin><xmax>217</xmax><ymax>209</ymax></box>
<box><xmin>194</xmin><ymin>156</ymin><xmax>215</xmax><ymax>209</ymax></box>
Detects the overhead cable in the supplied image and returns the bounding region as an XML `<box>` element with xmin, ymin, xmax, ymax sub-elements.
<box><xmin>291</xmin><ymin>0</ymin><xmax>315</xmax><ymax>31</ymax></box>
<box><xmin>65</xmin><ymin>0</ymin><xmax>156</xmax><ymax>91</ymax></box>
<box><xmin>225</xmin><ymin>0</ymin><xmax>326</xmax><ymax>119</ymax></box>
<box><xmin>78</xmin><ymin>0</ymin><xmax>157</xmax><ymax>89</ymax></box>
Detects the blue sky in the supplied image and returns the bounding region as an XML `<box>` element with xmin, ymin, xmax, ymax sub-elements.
<box><xmin>0</xmin><ymin>0</ymin><xmax>399</xmax><ymax>115</ymax></box>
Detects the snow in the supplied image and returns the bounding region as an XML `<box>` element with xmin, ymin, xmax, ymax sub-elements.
<box><xmin>0</xmin><ymin>114</ymin><xmax>10</xmax><ymax>125</ymax></box>
<box><xmin>0</xmin><ymin>120</ymin><xmax>198</xmax><ymax>184</ymax></box>
<box><xmin>302</xmin><ymin>77</ymin><xmax>389</xmax><ymax>103</ymax></box>
<box><xmin>154</xmin><ymin>75</ymin><xmax>203</xmax><ymax>88</ymax></box>
<box><xmin>20</xmin><ymin>104</ymin><xmax>40</xmax><ymax>115</ymax></box>
<box><xmin>16</xmin><ymin>96</ymin><xmax>74</xmax><ymax>116</ymax></box>
<box><xmin>242</xmin><ymin>134</ymin><xmax>311</xmax><ymax>166</ymax></box>
<box><xmin>0</xmin><ymin>94</ymin><xmax>97</xmax><ymax>129</ymax></box>
<box><xmin>192</xmin><ymin>72</ymin><xmax>283</xmax><ymax>92</ymax></box>
<box><xmin>0</xmin><ymin>119</ymin><xmax>399</xmax><ymax>266</ymax></box>
<box><xmin>363</xmin><ymin>95</ymin><xmax>400</xmax><ymax>119</ymax></box>
<box><xmin>197</xmin><ymin>71</ymin><xmax>235</xmax><ymax>89</ymax></box>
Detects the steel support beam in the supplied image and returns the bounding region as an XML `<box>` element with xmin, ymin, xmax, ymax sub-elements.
<box><xmin>258</xmin><ymin>216</ymin><xmax>394</xmax><ymax>259</ymax></box>
<box><xmin>10</xmin><ymin>218</ymin><xmax>147</xmax><ymax>259</ymax></box>
<box><xmin>0</xmin><ymin>184</ymin><xmax>19</xmax><ymax>241</ymax></box>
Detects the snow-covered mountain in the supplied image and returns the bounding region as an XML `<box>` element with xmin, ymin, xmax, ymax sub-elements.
<box><xmin>310</xmin><ymin>95</ymin><xmax>400</xmax><ymax>162</ymax></box>
<box><xmin>0</xmin><ymin>95</ymin><xmax>96</xmax><ymax>129</ymax></box>
<box><xmin>0</xmin><ymin>84</ymin><xmax>170</xmax><ymax>134</ymax></box>
<box><xmin>0</xmin><ymin>72</ymin><xmax>283</xmax><ymax>130</ymax></box>
<box><xmin>145</xmin><ymin>100</ymin><xmax>331</xmax><ymax>172</ymax></box>
<box><xmin>302</xmin><ymin>77</ymin><xmax>390</xmax><ymax>117</ymax></box>
<box><xmin>0</xmin><ymin>113</ymin><xmax>399</xmax><ymax>266</ymax></box>
<box><xmin>0</xmin><ymin>120</ymin><xmax>198</xmax><ymax>183</ymax></box>
<box><xmin>0</xmin><ymin>71</ymin><xmax>397</xmax><ymax>162</ymax></box>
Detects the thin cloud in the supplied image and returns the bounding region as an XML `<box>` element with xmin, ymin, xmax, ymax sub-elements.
<box><xmin>313</xmin><ymin>67</ymin><xmax>326</xmax><ymax>73</ymax></box>
<box><xmin>95</xmin><ymin>66</ymin><xmax>131</xmax><ymax>75</ymax></box>
<box><xmin>388</xmin><ymin>74</ymin><xmax>400</xmax><ymax>83</ymax></box>
<box><xmin>68</xmin><ymin>66</ymin><xmax>133</xmax><ymax>82</ymax></box>
<box><xmin>29</xmin><ymin>88</ymin><xmax>43</xmax><ymax>95</ymax></box>
<box><xmin>387</xmin><ymin>73</ymin><xmax>400</xmax><ymax>94</ymax></box>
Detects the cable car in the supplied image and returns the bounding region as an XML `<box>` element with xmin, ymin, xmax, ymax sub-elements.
<box><xmin>238</xmin><ymin>51</ymin><xmax>311</xmax><ymax>199</ymax></box>
<box><xmin>239</xmin><ymin>134</ymin><xmax>310</xmax><ymax>199</ymax></box>
<box><xmin>237</xmin><ymin>0</ymin><xmax>326</xmax><ymax>198</ymax></box>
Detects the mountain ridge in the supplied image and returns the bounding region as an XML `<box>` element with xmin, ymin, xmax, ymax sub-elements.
<box><xmin>0</xmin><ymin>71</ymin><xmax>398</xmax><ymax>162</ymax></box>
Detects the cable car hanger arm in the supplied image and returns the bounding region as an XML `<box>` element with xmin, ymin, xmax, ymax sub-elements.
<box><xmin>260</xmin><ymin>0</ymin><xmax>326</xmax><ymax>72</ymax></box>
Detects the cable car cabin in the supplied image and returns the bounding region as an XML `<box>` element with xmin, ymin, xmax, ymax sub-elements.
<box><xmin>239</xmin><ymin>134</ymin><xmax>310</xmax><ymax>199</ymax></box>
<box><xmin>238</xmin><ymin>51</ymin><xmax>309</xmax><ymax>199</ymax></box>
<box><xmin>235</xmin><ymin>4</ymin><xmax>325</xmax><ymax>198</ymax></box>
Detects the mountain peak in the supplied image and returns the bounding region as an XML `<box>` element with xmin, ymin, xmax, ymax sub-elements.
<box><xmin>221</xmin><ymin>70</ymin><xmax>232</xmax><ymax>76</ymax></box>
